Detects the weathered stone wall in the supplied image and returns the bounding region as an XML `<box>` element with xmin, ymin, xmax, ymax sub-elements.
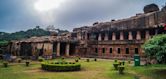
<box><xmin>10</xmin><ymin>42</ymin><xmax>20</xmax><ymax>56</ymax></box>
<box><xmin>94</xmin><ymin>10</ymin><xmax>166</xmax><ymax>31</ymax></box>
<box><xmin>83</xmin><ymin>44</ymin><xmax>144</xmax><ymax>58</ymax></box>
<box><xmin>74</xmin><ymin>5</ymin><xmax>166</xmax><ymax>59</ymax></box>
<box><xmin>72</xmin><ymin>7</ymin><xmax>166</xmax><ymax>34</ymax></box>
<box><xmin>43</xmin><ymin>43</ymin><xmax>53</xmax><ymax>56</ymax></box>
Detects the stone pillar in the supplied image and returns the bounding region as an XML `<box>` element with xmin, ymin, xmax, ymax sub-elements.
<box><xmin>77</xmin><ymin>33</ymin><xmax>81</xmax><ymax>40</ymax></box>
<box><xmin>120</xmin><ymin>31</ymin><xmax>124</xmax><ymax>40</ymax></box>
<box><xmin>104</xmin><ymin>33</ymin><xmax>109</xmax><ymax>41</ymax></box>
<box><xmin>155</xmin><ymin>29</ymin><xmax>158</xmax><ymax>35</ymax></box>
<box><xmin>128</xmin><ymin>31</ymin><xmax>133</xmax><ymax>40</ymax></box>
<box><xmin>56</xmin><ymin>42</ymin><xmax>60</xmax><ymax>56</ymax></box>
<box><xmin>65</xmin><ymin>43</ymin><xmax>70</xmax><ymax>56</ymax></box>
<box><xmin>98</xmin><ymin>33</ymin><xmax>102</xmax><ymax>41</ymax></box>
<box><xmin>136</xmin><ymin>31</ymin><xmax>141</xmax><ymax>40</ymax></box>
<box><xmin>112</xmin><ymin>32</ymin><xmax>116</xmax><ymax>40</ymax></box>
<box><xmin>145</xmin><ymin>30</ymin><xmax>150</xmax><ymax>39</ymax></box>
<box><xmin>85</xmin><ymin>32</ymin><xmax>88</xmax><ymax>40</ymax></box>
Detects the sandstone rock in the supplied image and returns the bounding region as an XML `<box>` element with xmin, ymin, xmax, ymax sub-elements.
<box><xmin>161</xmin><ymin>6</ymin><xmax>166</xmax><ymax>12</ymax></box>
<box><xmin>143</xmin><ymin>3</ymin><xmax>159</xmax><ymax>13</ymax></box>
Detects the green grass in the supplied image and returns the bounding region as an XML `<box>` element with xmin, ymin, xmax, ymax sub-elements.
<box><xmin>0</xmin><ymin>58</ymin><xmax>166</xmax><ymax>79</ymax></box>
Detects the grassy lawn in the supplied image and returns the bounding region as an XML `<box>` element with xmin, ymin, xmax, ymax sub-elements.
<box><xmin>0</xmin><ymin>58</ymin><xmax>166</xmax><ymax>79</ymax></box>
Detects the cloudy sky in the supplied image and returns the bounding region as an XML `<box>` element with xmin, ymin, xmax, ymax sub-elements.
<box><xmin>0</xmin><ymin>0</ymin><xmax>165</xmax><ymax>32</ymax></box>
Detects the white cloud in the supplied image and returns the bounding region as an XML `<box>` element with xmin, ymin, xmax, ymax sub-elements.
<box><xmin>34</xmin><ymin>0</ymin><xmax>65</xmax><ymax>12</ymax></box>
<box><xmin>0</xmin><ymin>0</ymin><xmax>165</xmax><ymax>32</ymax></box>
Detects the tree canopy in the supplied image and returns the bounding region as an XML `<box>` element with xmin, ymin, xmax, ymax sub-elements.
<box><xmin>0</xmin><ymin>26</ymin><xmax>69</xmax><ymax>41</ymax></box>
<box><xmin>0</xmin><ymin>26</ymin><xmax>50</xmax><ymax>41</ymax></box>
<box><xmin>143</xmin><ymin>34</ymin><xmax>166</xmax><ymax>64</ymax></box>
<box><xmin>0</xmin><ymin>40</ymin><xmax>9</xmax><ymax>47</ymax></box>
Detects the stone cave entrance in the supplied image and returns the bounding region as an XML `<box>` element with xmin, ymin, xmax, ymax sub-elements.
<box><xmin>53</xmin><ymin>42</ymin><xmax>77</xmax><ymax>56</ymax></box>
<box><xmin>69</xmin><ymin>44</ymin><xmax>76</xmax><ymax>56</ymax></box>
<box><xmin>20</xmin><ymin>42</ymin><xmax>32</xmax><ymax>56</ymax></box>
<box><xmin>53</xmin><ymin>42</ymin><xmax>57</xmax><ymax>54</ymax></box>
<box><xmin>60</xmin><ymin>42</ymin><xmax>66</xmax><ymax>56</ymax></box>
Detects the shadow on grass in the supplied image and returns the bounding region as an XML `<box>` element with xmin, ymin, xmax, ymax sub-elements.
<box><xmin>150</xmin><ymin>69</ymin><xmax>166</xmax><ymax>79</ymax></box>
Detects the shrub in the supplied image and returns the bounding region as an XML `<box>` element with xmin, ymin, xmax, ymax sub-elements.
<box><xmin>17</xmin><ymin>58</ymin><xmax>22</xmax><ymax>63</ymax></box>
<box><xmin>61</xmin><ymin>57</ymin><xmax>65</xmax><ymax>60</ymax></box>
<box><xmin>118</xmin><ymin>66</ymin><xmax>125</xmax><ymax>74</ymax></box>
<box><xmin>114</xmin><ymin>59</ymin><xmax>118</xmax><ymax>62</ymax></box>
<box><xmin>113</xmin><ymin>63</ymin><xmax>119</xmax><ymax>70</ymax></box>
<box><xmin>128</xmin><ymin>60</ymin><xmax>131</xmax><ymax>64</ymax></box>
<box><xmin>26</xmin><ymin>61</ymin><xmax>30</xmax><ymax>67</ymax></box>
<box><xmin>76</xmin><ymin>56</ymin><xmax>81</xmax><ymax>60</ymax></box>
<box><xmin>119</xmin><ymin>61</ymin><xmax>122</xmax><ymax>65</ymax></box>
<box><xmin>86</xmin><ymin>59</ymin><xmax>90</xmax><ymax>62</ymax></box>
<box><xmin>3</xmin><ymin>62</ymin><xmax>8</xmax><ymax>68</ymax></box>
<box><xmin>143</xmin><ymin>34</ymin><xmax>166</xmax><ymax>64</ymax></box>
<box><xmin>38</xmin><ymin>57</ymin><xmax>45</xmax><ymax>62</ymax></box>
<box><xmin>94</xmin><ymin>58</ymin><xmax>97</xmax><ymax>61</ymax></box>
<box><xmin>122</xmin><ymin>61</ymin><xmax>125</xmax><ymax>65</ymax></box>
<box><xmin>75</xmin><ymin>59</ymin><xmax>79</xmax><ymax>62</ymax></box>
<box><xmin>41</xmin><ymin>61</ymin><xmax>81</xmax><ymax>72</ymax></box>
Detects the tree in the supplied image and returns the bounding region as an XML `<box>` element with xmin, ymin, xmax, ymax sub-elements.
<box><xmin>46</xmin><ymin>25</ymin><xmax>56</xmax><ymax>32</ymax></box>
<box><xmin>143</xmin><ymin>34</ymin><xmax>166</xmax><ymax>64</ymax></box>
<box><xmin>0</xmin><ymin>41</ymin><xmax>9</xmax><ymax>47</ymax></box>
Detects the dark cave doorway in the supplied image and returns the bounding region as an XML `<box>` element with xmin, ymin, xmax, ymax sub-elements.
<box><xmin>60</xmin><ymin>42</ymin><xmax>66</xmax><ymax>56</ymax></box>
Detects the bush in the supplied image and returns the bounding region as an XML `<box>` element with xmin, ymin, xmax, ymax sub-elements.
<box><xmin>38</xmin><ymin>57</ymin><xmax>45</xmax><ymax>62</ymax></box>
<box><xmin>26</xmin><ymin>61</ymin><xmax>30</xmax><ymax>67</ymax></box>
<box><xmin>86</xmin><ymin>59</ymin><xmax>90</xmax><ymax>62</ymax></box>
<box><xmin>122</xmin><ymin>61</ymin><xmax>125</xmax><ymax>65</ymax></box>
<box><xmin>128</xmin><ymin>60</ymin><xmax>131</xmax><ymax>64</ymax></box>
<box><xmin>0</xmin><ymin>41</ymin><xmax>9</xmax><ymax>47</ymax></box>
<box><xmin>94</xmin><ymin>58</ymin><xmax>97</xmax><ymax>61</ymax></box>
<box><xmin>118</xmin><ymin>66</ymin><xmax>125</xmax><ymax>74</ymax></box>
<box><xmin>143</xmin><ymin>34</ymin><xmax>166</xmax><ymax>64</ymax></box>
<box><xmin>3</xmin><ymin>62</ymin><xmax>8</xmax><ymax>68</ymax></box>
<box><xmin>17</xmin><ymin>58</ymin><xmax>22</xmax><ymax>63</ymax></box>
<box><xmin>119</xmin><ymin>61</ymin><xmax>122</xmax><ymax>65</ymax></box>
<box><xmin>75</xmin><ymin>59</ymin><xmax>79</xmax><ymax>62</ymax></box>
<box><xmin>76</xmin><ymin>56</ymin><xmax>81</xmax><ymax>60</ymax></box>
<box><xmin>113</xmin><ymin>63</ymin><xmax>119</xmax><ymax>70</ymax></box>
<box><xmin>41</xmin><ymin>61</ymin><xmax>81</xmax><ymax>72</ymax></box>
<box><xmin>114</xmin><ymin>59</ymin><xmax>118</xmax><ymax>62</ymax></box>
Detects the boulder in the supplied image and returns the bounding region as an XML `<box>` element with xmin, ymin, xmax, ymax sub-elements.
<box><xmin>143</xmin><ymin>3</ymin><xmax>159</xmax><ymax>13</ymax></box>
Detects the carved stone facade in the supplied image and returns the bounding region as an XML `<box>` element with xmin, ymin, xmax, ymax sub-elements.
<box><xmin>9</xmin><ymin>4</ymin><xmax>166</xmax><ymax>59</ymax></box>
<box><xmin>10</xmin><ymin>36</ymin><xmax>78</xmax><ymax>58</ymax></box>
<box><xmin>72</xmin><ymin>5</ymin><xmax>166</xmax><ymax>59</ymax></box>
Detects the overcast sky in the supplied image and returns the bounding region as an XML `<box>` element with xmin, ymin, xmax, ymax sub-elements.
<box><xmin>0</xmin><ymin>0</ymin><xmax>165</xmax><ymax>32</ymax></box>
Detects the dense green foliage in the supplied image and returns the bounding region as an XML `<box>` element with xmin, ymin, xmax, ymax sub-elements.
<box><xmin>143</xmin><ymin>34</ymin><xmax>166</xmax><ymax>64</ymax></box>
<box><xmin>0</xmin><ymin>26</ymin><xmax>50</xmax><ymax>41</ymax></box>
<box><xmin>38</xmin><ymin>57</ymin><xmax>45</xmax><ymax>62</ymax></box>
<box><xmin>3</xmin><ymin>62</ymin><xmax>8</xmax><ymax>67</ymax></box>
<box><xmin>86</xmin><ymin>59</ymin><xmax>90</xmax><ymax>62</ymax></box>
<box><xmin>0</xmin><ymin>40</ymin><xmax>9</xmax><ymax>47</ymax></box>
<box><xmin>41</xmin><ymin>61</ymin><xmax>81</xmax><ymax>71</ymax></box>
<box><xmin>25</xmin><ymin>61</ymin><xmax>30</xmax><ymax>67</ymax></box>
<box><xmin>0</xmin><ymin>26</ymin><xmax>69</xmax><ymax>41</ymax></box>
<box><xmin>118</xmin><ymin>66</ymin><xmax>125</xmax><ymax>74</ymax></box>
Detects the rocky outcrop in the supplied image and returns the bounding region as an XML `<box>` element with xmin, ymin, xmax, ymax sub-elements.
<box><xmin>73</xmin><ymin>4</ymin><xmax>166</xmax><ymax>33</ymax></box>
<box><xmin>143</xmin><ymin>3</ymin><xmax>159</xmax><ymax>13</ymax></box>
<box><xmin>161</xmin><ymin>6</ymin><xmax>166</xmax><ymax>12</ymax></box>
